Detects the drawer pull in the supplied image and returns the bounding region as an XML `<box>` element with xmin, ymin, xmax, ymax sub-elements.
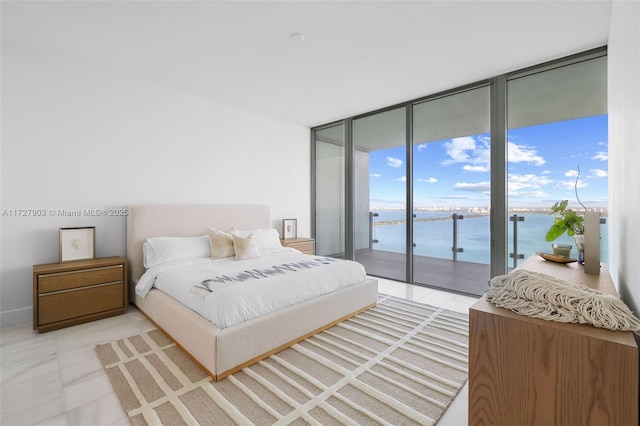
<box><xmin>39</xmin><ymin>281</ymin><xmax>121</xmax><ymax>296</ymax></box>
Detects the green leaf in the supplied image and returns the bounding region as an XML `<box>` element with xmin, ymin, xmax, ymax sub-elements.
<box><xmin>545</xmin><ymin>221</ymin><xmax>567</xmax><ymax>241</ymax></box>
<box><xmin>550</xmin><ymin>200</ymin><xmax>569</xmax><ymax>214</ymax></box>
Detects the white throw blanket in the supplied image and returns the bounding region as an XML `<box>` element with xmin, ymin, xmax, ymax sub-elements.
<box><xmin>487</xmin><ymin>269</ymin><xmax>640</xmax><ymax>334</ymax></box>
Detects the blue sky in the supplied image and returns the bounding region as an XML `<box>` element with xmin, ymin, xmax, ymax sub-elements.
<box><xmin>369</xmin><ymin>115</ymin><xmax>608</xmax><ymax>210</ymax></box>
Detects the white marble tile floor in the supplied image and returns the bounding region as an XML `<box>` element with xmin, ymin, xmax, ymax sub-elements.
<box><xmin>0</xmin><ymin>278</ymin><xmax>477</xmax><ymax>426</ymax></box>
<box><xmin>1</xmin><ymin>307</ymin><xmax>153</xmax><ymax>426</ymax></box>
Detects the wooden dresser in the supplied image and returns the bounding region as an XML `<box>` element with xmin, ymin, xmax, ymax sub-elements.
<box><xmin>469</xmin><ymin>256</ymin><xmax>638</xmax><ymax>426</ymax></box>
<box><xmin>33</xmin><ymin>256</ymin><xmax>127</xmax><ymax>332</ymax></box>
<box><xmin>281</xmin><ymin>237</ymin><xmax>315</xmax><ymax>255</ymax></box>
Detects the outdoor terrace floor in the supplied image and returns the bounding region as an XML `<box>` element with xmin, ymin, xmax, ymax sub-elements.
<box><xmin>355</xmin><ymin>249</ymin><xmax>492</xmax><ymax>296</ymax></box>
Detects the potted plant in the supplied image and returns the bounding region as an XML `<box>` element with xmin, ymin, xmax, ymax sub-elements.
<box><xmin>545</xmin><ymin>167</ymin><xmax>587</xmax><ymax>261</ymax></box>
<box><xmin>545</xmin><ymin>199</ymin><xmax>585</xmax><ymax>242</ymax></box>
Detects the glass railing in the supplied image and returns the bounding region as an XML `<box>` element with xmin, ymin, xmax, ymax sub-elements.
<box><xmin>368</xmin><ymin>210</ymin><xmax>608</xmax><ymax>267</ymax></box>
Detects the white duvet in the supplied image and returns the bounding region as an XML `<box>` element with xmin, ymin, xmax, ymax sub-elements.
<box><xmin>135</xmin><ymin>247</ymin><xmax>367</xmax><ymax>329</ymax></box>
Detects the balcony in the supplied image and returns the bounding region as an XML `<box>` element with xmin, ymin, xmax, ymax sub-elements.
<box><xmin>353</xmin><ymin>210</ymin><xmax>608</xmax><ymax>297</ymax></box>
<box><xmin>356</xmin><ymin>249</ymin><xmax>491</xmax><ymax>296</ymax></box>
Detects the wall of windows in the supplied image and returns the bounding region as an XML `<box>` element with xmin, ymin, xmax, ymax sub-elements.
<box><xmin>311</xmin><ymin>48</ymin><xmax>607</xmax><ymax>295</ymax></box>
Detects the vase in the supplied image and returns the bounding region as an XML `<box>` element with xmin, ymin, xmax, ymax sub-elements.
<box><xmin>573</xmin><ymin>234</ymin><xmax>585</xmax><ymax>264</ymax></box>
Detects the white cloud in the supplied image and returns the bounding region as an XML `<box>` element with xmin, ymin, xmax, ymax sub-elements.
<box><xmin>370</xmin><ymin>173</ymin><xmax>381</xmax><ymax>178</ymax></box>
<box><xmin>508</xmin><ymin>173</ymin><xmax>553</xmax><ymax>192</ymax></box>
<box><xmin>565</xmin><ymin>169</ymin><xmax>579</xmax><ymax>178</ymax></box>
<box><xmin>590</xmin><ymin>168</ymin><xmax>608</xmax><ymax>177</ymax></box>
<box><xmin>542</xmin><ymin>170</ymin><xmax>552</xmax><ymax>175</ymax></box>
<box><xmin>556</xmin><ymin>179</ymin><xmax>587</xmax><ymax>190</ymax></box>
<box><xmin>593</xmin><ymin>151</ymin><xmax>608</xmax><ymax>161</ymax></box>
<box><xmin>508</xmin><ymin>190</ymin><xmax>548</xmax><ymax>199</ymax></box>
<box><xmin>417</xmin><ymin>143</ymin><xmax>427</xmax><ymax>151</ymax></box>
<box><xmin>507</xmin><ymin>142</ymin><xmax>545</xmax><ymax>166</ymax></box>
<box><xmin>397</xmin><ymin>176</ymin><xmax>407</xmax><ymax>182</ymax></box>
<box><xmin>463</xmin><ymin>165</ymin><xmax>489</xmax><ymax>173</ymax></box>
<box><xmin>417</xmin><ymin>177</ymin><xmax>438</xmax><ymax>183</ymax></box>
<box><xmin>442</xmin><ymin>136</ymin><xmax>477</xmax><ymax>164</ymax></box>
<box><xmin>441</xmin><ymin>136</ymin><xmax>491</xmax><ymax>170</ymax></box>
<box><xmin>386</xmin><ymin>157</ymin><xmax>403</xmax><ymax>168</ymax></box>
<box><xmin>454</xmin><ymin>181</ymin><xmax>490</xmax><ymax>193</ymax></box>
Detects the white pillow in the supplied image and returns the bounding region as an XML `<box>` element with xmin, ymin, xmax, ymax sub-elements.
<box><xmin>143</xmin><ymin>235</ymin><xmax>211</xmax><ymax>269</ymax></box>
<box><xmin>232</xmin><ymin>233</ymin><xmax>261</xmax><ymax>261</ymax></box>
<box><xmin>229</xmin><ymin>228</ymin><xmax>282</xmax><ymax>250</ymax></box>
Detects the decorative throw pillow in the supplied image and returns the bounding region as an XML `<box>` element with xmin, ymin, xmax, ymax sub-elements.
<box><xmin>229</xmin><ymin>228</ymin><xmax>282</xmax><ymax>250</ymax></box>
<box><xmin>232</xmin><ymin>233</ymin><xmax>261</xmax><ymax>261</ymax></box>
<box><xmin>206</xmin><ymin>226</ymin><xmax>235</xmax><ymax>259</ymax></box>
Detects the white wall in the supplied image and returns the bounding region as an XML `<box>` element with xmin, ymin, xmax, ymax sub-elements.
<box><xmin>608</xmin><ymin>1</ymin><xmax>640</xmax><ymax>313</ymax></box>
<box><xmin>0</xmin><ymin>45</ymin><xmax>310</xmax><ymax>326</ymax></box>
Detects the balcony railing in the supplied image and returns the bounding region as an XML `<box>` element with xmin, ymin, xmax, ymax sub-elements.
<box><xmin>367</xmin><ymin>210</ymin><xmax>608</xmax><ymax>268</ymax></box>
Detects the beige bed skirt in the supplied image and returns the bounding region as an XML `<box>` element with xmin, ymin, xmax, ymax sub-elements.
<box><xmin>134</xmin><ymin>278</ymin><xmax>378</xmax><ymax>380</ymax></box>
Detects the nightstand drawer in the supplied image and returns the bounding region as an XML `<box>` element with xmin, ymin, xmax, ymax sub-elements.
<box><xmin>39</xmin><ymin>265</ymin><xmax>124</xmax><ymax>293</ymax></box>
<box><xmin>38</xmin><ymin>281</ymin><xmax>124</xmax><ymax>325</ymax></box>
<box><xmin>288</xmin><ymin>240</ymin><xmax>314</xmax><ymax>253</ymax></box>
<box><xmin>281</xmin><ymin>238</ymin><xmax>315</xmax><ymax>255</ymax></box>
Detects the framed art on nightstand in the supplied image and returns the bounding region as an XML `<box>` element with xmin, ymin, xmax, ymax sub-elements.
<box><xmin>59</xmin><ymin>226</ymin><xmax>95</xmax><ymax>262</ymax></box>
<box><xmin>282</xmin><ymin>219</ymin><xmax>297</xmax><ymax>239</ymax></box>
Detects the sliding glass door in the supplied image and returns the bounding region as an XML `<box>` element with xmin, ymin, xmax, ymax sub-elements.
<box><xmin>411</xmin><ymin>86</ymin><xmax>491</xmax><ymax>294</ymax></box>
<box><xmin>506</xmin><ymin>54</ymin><xmax>608</xmax><ymax>268</ymax></box>
<box><xmin>314</xmin><ymin>123</ymin><xmax>346</xmax><ymax>258</ymax></box>
<box><xmin>353</xmin><ymin>107</ymin><xmax>407</xmax><ymax>281</ymax></box>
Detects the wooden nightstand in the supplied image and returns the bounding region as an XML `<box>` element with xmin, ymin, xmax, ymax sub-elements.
<box><xmin>281</xmin><ymin>237</ymin><xmax>315</xmax><ymax>255</ymax></box>
<box><xmin>33</xmin><ymin>256</ymin><xmax>127</xmax><ymax>332</ymax></box>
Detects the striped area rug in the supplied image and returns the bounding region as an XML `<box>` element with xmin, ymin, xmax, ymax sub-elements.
<box><xmin>96</xmin><ymin>295</ymin><xmax>468</xmax><ymax>425</ymax></box>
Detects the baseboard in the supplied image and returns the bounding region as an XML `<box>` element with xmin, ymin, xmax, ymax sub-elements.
<box><xmin>0</xmin><ymin>306</ymin><xmax>32</xmax><ymax>328</ymax></box>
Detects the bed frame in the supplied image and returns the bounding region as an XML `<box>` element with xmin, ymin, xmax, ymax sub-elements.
<box><xmin>126</xmin><ymin>204</ymin><xmax>378</xmax><ymax>381</ymax></box>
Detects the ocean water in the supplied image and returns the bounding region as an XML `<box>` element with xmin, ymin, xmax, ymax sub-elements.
<box><xmin>369</xmin><ymin>209</ymin><xmax>609</xmax><ymax>266</ymax></box>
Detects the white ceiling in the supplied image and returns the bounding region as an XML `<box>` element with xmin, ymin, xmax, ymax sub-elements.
<box><xmin>2</xmin><ymin>1</ymin><xmax>612</xmax><ymax>127</ymax></box>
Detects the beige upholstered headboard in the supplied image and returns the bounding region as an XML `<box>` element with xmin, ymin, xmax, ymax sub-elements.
<box><xmin>126</xmin><ymin>204</ymin><xmax>270</xmax><ymax>297</ymax></box>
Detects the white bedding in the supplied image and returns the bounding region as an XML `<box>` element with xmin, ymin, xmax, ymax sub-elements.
<box><xmin>135</xmin><ymin>247</ymin><xmax>367</xmax><ymax>328</ymax></box>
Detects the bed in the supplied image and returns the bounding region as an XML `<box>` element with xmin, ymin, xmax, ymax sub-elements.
<box><xmin>126</xmin><ymin>204</ymin><xmax>378</xmax><ymax>381</ymax></box>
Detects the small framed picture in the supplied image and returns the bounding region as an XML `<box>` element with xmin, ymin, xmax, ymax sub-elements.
<box><xmin>282</xmin><ymin>219</ymin><xmax>297</xmax><ymax>239</ymax></box>
<box><xmin>59</xmin><ymin>227</ymin><xmax>95</xmax><ymax>262</ymax></box>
